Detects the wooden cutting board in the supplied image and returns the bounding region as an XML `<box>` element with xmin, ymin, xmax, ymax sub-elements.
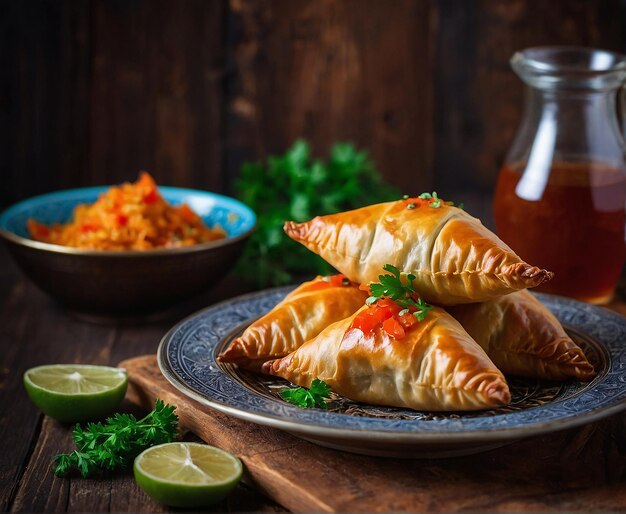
<box><xmin>121</xmin><ymin>355</ymin><xmax>626</xmax><ymax>513</ymax></box>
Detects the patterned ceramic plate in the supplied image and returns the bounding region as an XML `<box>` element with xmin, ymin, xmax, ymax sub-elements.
<box><xmin>158</xmin><ymin>288</ymin><xmax>626</xmax><ymax>458</ymax></box>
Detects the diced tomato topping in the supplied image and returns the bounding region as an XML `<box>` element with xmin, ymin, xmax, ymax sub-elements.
<box><xmin>376</xmin><ymin>298</ymin><xmax>402</xmax><ymax>314</ymax></box>
<box><xmin>398</xmin><ymin>312</ymin><xmax>418</xmax><ymax>329</ymax></box>
<box><xmin>351</xmin><ymin>311</ymin><xmax>378</xmax><ymax>334</ymax></box>
<box><xmin>383</xmin><ymin>317</ymin><xmax>406</xmax><ymax>339</ymax></box>
<box><xmin>350</xmin><ymin>298</ymin><xmax>417</xmax><ymax>339</ymax></box>
<box><xmin>116</xmin><ymin>214</ymin><xmax>129</xmax><ymax>227</ymax></box>
<box><xmin>351</xmin><ymin>300</ymin><xmax>397</xmax><ymax>335</ymax></box>
<box><xmin>370</xmin><ymin>305</ymin><xmax>394</xmax><ymax>325</ymax></box>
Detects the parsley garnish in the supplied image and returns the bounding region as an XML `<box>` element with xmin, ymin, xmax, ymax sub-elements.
<box><xmin>53</xmin><ymin>399</ymin><xmax>178</xmax><ymax>478</ymax></box>
<box><xmin>418</xmin><ymin>191</ymin><xmax>441</xmax><ymax>208</ymax></box>
<box><xmin>235</xmin><ymin>140</ymin><xmax>399</xmax><ymax>287</ymax></box>
<box><xmin>279</xmin><ymin>379</ymin><xmax>331</xmax><ymax>409</ymax></box>
<box><xmin>416</xmin><ymin>192</ymin><xmax>464</xmax><ymax>210</ymax></box>
<box><xmin>367</xmin><ymin>264</ymin><xmax>433</xmax><ymax>322</ymax></box>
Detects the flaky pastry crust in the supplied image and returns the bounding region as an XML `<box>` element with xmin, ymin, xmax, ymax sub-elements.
<box><xmin>218</xmin><ymin>276</ymin><xmax>367</xmax><ymax>370</ymax></box>
<box><xmin>448</xmin><ymin>290</ymin><xmax>595</xmax><ymax>381</ymax></box>
<box><xmin>263</xmin><ymin>306</ymin><xmax>511</xmax><ymax>411</ymax></box>
<box><xmin>284</xmin><ymin>199</ymin><xmax>553</xmax><ymax>305</ymax></box>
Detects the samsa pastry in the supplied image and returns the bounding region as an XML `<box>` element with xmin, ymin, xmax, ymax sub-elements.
<box><xmin>218</xmin><ymin>275</ymin><xmax>367</xmax><ymax>370</ymax></box>
<box><xmin>284</xmin><ymin>197</ymin><xmax>553</xmax><ymax>305</ymax></box>
<box><xmin>448</xmin><ymin>290</ymin><xmax>595</xmax><ymax>381</ymax></box>
<box><xmin>263</xmin><ymin>300</ymin><xmax>511</xmax><ymax>411</ymax></box>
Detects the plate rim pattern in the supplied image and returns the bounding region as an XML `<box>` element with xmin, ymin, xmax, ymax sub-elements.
<box><xmin>157</xmin><ymin>288</ymin><xmax>626</xmax><ymax>444</ymax></box>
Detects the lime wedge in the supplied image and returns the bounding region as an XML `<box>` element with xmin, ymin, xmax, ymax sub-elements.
<box><xmin>133</xmin><ymin>442</ymin><xmax>243</xmax><ymax>507</ymax></box>
<box><xmin>23</xmin><ymin>364</ymin><xmax>128</xmax><ymax>423</ymax></box>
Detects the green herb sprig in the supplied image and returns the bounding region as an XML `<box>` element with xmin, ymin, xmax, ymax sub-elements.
<box><xmin>279</xmin><ymin>379</ymin><xmax>331</xmax><ymax>409</ymax></box>
<box><xmin>53</xmin><ymin>399</ymin><xmax>178</xmax><ymax>478</ymax></box>
<box><xmin>366</xmin><ymin>264</ymin><xmax>433</xmax><ymax>322</ymax></box>
<box><xmin>417</xmin><ymin>192</ymin><xmax>463</xmax><ymax>210</ymax></box>
<box><xmin>235</xmin><ymin>140</ymin><xmax>399</xmax><ymax>287</ymax></box>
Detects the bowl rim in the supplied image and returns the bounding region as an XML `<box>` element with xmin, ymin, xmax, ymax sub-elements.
<box><xmin>0</xmin><ymin>185</ymin><xmax>256</xmax><ymax>258</ymax></box>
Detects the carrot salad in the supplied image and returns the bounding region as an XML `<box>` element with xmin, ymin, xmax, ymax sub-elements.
<box><xmin>27</xmin><ymin>173</ymin><xmax>226</xmax><ymax>250</ymax></box>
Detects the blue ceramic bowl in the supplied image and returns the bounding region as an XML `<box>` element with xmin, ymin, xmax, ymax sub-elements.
<box><xmin>0</xmin><ymin>187</ymin><xmax>256</xmax><ymax>317</ymax></box>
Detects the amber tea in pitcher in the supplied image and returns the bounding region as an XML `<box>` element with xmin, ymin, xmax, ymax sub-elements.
<box><xmin>495</xmin><ymin>161</ymin><xmax>626</xmax><ymax>302</ymax></box>
<box><xmin>494</xmin><ymin>47</ymin><xmax>626</xmax><ymax>304</ymax></box>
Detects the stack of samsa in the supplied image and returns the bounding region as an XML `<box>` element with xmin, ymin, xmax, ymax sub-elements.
<box><xmin>219</xmin><ymin>197</ymin><xmax>595</xmax><ymax>411</ymax></box>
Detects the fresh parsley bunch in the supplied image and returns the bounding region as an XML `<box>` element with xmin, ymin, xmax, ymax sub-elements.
<box><xmin>54</xmin><ymin>399</ymin><xmax>178</xmax><ymax>477</ymax></box>
<box><xmin>235</xmin><ymin>140</ymin><xmax>399</xmax><ymax>287</ymax></box>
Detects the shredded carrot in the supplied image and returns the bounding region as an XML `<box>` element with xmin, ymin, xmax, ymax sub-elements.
<box><xmin>27</xmin><ymin>172</ymin><xmax>226</xmax><ymax>250</ymax></box>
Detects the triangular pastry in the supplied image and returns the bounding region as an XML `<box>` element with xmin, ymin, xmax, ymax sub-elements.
<box><xmin>448</xmin><ymin>290</ymin><xmax>595</xmax><ymax>381</ymax></box>
<box><xmin>263</xmin><ymin>302</ymin><xmax>511</xmax><ymax>411</ymax></box>
<box><xmin>284</xmin><ymin>197</ymin><xmax>553</xmax><ymax>305</ymax></box>
<box><xmin>218</xmin><ymin>275</ymin><xmax>367</xmax><ymax>370</ymax></box>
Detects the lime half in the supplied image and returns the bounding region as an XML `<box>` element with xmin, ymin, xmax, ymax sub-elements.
<box><xmin>134</xmin><ymin>442</ymin><xmax>243</xmax><ymax>508</ymax></box>
<box><xmin>23</xmin><ymin>364</ymin><xmax>128</xmax><ymax>423</ymax></box>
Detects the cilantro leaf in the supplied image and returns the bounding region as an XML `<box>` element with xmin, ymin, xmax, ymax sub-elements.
<box><xmin>279</xmin><ymin>379</ymin><xmax>331</xmax><ymax>409</ymax></box>
<box><xmin>366</xmin><ymin>265</ymin><xmax>433</xmax><ymax>322</ymax></box>
<box><xmin>413</xmin><ymin>297</ymin><xmax>433</xmax><ymax>321</ymax></box>
<box><xmin>53</xmin><ymin>399</ymin><xmax>178</xmax><ymax>478</ymax></box>
<box><xmin>235</xmin><ymin>140</ymin><xmax>399</xmax><ymax>287</ymax></box>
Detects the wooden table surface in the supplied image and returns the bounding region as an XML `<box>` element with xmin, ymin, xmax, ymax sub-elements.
<box><xmin>1</xmin><ymin>244</ymin><xmax>625</xmax><ymax>513</ymax></box>
<box><xmin>0</xmin><ymin>247</ymin><xmax>284</xmax><ymax>513</ymax></box>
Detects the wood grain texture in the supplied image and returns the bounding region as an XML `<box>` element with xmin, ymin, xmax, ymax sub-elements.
<box><xmin>0</xmin><ymin>0</ymin><xmax>227</xmax><ymax>209</ymax></box>
<box><xmin>3</xmin><ymin>1</ymin><xmax>626</xmax><ymax>207</ymax></box>
<box><xmin>122</xmin><ymin>354</ymin><xmax>626</xmax><ymax>513</ymax></box>
<box><xmin>88</xmin><ymin>0</ymin><xmax>226</xmax><ymax>191</ymax></box>
<box><xmin>434</xmin><ymin>0</ymin><xmax>626</xmax><ymax>196</ymax></box>
<box><xmin>0</xmin><ymin>273</ymin><xmax>119</xmax><ymax>511</ymax></box>
<box><xmin>0</xmin><ymin>1</ymin><xmax>91</xmax><ymax>206</ymax></box>
<box><xmin>2</xmin><ymin>239</ymin><xmax>626</xmax><ymax>512</ymax></box>
<box><xmin>227</xmin><ymin>0</ymin><xmax>435</xmax><ymax>195</ymax></box>
<box><xmin>10</xmin><ymin>418</ymin><xmax>72</xmax><ymax>513</ymax></box>
<box><xmin>0</xmin><ymin>246</ymin><xmax>271</xmax><ymax>513</ymax></box>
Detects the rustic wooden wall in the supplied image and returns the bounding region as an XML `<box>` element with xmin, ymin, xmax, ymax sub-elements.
<box><xmin>2</xmin><ymin>0</ymin><xmax>625</xmax><ymax>210</ymax></box>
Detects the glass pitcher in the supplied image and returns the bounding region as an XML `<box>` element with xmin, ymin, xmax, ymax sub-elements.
<box><xmin>493</xmin><ymin>47</ymin><xmax>626</xmax><ymax>304</ymax></box>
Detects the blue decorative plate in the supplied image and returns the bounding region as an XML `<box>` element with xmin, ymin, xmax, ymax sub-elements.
<box><xmin>158</xmin><ymin>290</ymin><xmax>626</xmax><ymax>458</ymax></box>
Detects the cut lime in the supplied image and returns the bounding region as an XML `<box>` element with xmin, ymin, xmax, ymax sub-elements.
<box><xmin>133</xmin><ymin>442</ymin><xmax>243</xmax><ymax>508</ymax></box>
<box><xmin>23</xmin><ymin>364</ymin><xmax>128</xmax><ymax>423</ymax></box>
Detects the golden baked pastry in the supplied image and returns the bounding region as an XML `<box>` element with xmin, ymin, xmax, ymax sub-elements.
<box><xmin>448</xmin><ymin>290</ymin><xmax>595</xmax><ymax>381</ymax></box>
<box><xmin>218</xmin><ymin>275</ymin><xmax>367</xmax><ymax>370</ymax></box>
<box><xmin>284</xmin><ymin>197</ymin><xmax>553</xmax><ymax>305</ymax></box>
<box><xmin>263</xmin><ymin>301</ymin><xmax>511</xmax><ymax>411</ymax></box>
